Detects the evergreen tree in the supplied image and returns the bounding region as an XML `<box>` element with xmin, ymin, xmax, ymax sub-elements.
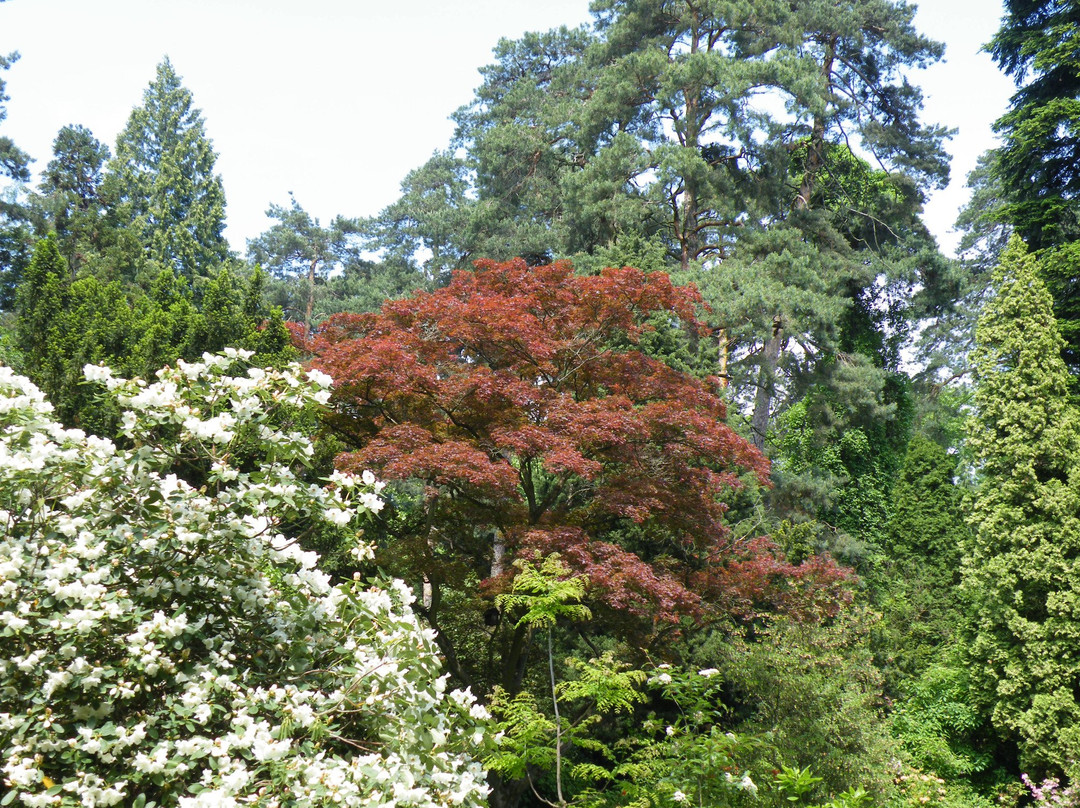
<box><xmin>964</xmin><ymin>235</ymin><xmax>1080</xmax><ymax>775</ymax></box>
<box><xmin>247</xmin><ymin>195</ymin><xmax>364</xmax><ymax>331</ymax></box>
<box><xmin>360</xmin><ymin>151</ymin><xmax>473</xmax><ymax>284</ymax></box>
<box><xmin>105</xmin><ymin>58</ymin><xmax>229</xmax><ymax>282</ymax></box>
<box><xmin>14</xmin><ymin>235</ymin><xmax>67</xmax><ymax>383</ymax></box>
<box><xmin>34</xmin><ymin>124</ymin><xmax>111</xmax><ymax>277</ymax></box>
<box><xmin>989</xmin><ymin>0</ymin><xmax>1080</xmax><ymax>251</ymax></box>
<box><xmin>12</xmin><ymin>235</ymin><xmax>292</xmax><ymax>434</ymax></box>
<box><xmin>879</xmin><ymin>433</ymin><xmax>968</xmax><ymax>689</ymax></box>
<box><xmin>973</xmin><ymin>2</ymin><xmax>1080</xmax><ymax>377</ymax></box>
<box><xmin>0</xmin><ymin>46</ymin><xmax>32</xmax><ymax>308</ymax></box>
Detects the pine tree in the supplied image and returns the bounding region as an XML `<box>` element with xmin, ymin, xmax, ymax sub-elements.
<box><xmin>247</xmin><ymin>195</ymin><xmax>364</xmax><ymax>332</ymax></box>
<box><xmin>964</xmin><ymin>234</ymin><xmax>1080</xmax><ymax>775</ymax></box>
<box><xmin>105</xmin><ymin>58</ymin><xmax>229</xmax><ymax>281</ymax></box>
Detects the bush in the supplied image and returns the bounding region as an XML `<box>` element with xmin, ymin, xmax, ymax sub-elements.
<box><xmin>0</xmin><ymin>353</ymin><xmax>490</xmax><ymax>807</ymax></box>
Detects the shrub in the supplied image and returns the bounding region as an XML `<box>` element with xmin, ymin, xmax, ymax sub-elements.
<box><xmin>0</xmin><ymin>353</ymin><xmax>490</xmax><ymax>807</ymax></box>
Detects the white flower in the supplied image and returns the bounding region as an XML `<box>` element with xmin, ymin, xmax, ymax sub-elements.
<box><xmin>325</xmin><ymin>508</ymin><xmax>352</xmax><ymax>527</ymax></box>
<box><xmin>306</xmin><ymin>368</ymin><xmax>333</xmax><ymax>388</ymax></box>
<box><xmin>83</xmin><ymin>363</ymin><xmax>114</xmax><ymax>382</ymax></box>
<box><xmin>738</xmin><ymin>773</ymin><xmax>757</xmax><ymax>796</ymax></box>
<box><xmin>697</xmin><ymin>667</ymin><xmax>719</xmax><ymax>677</ymax></box>
<box><xmin>672</xmin><ymin>790</ymin><xmax>687</xmax><ymax>803</ymax></box>
<box><xmin>358</xmin><ymin>491</ymin><xmax>385</xmax><ymax>513</ymax></box>
<box><xmin>0</xmin><ymin>357</ymin><xmax>493</xmax><ymax>808</ymax></box>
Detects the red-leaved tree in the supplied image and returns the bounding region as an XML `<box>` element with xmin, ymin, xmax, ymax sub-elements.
<box><xmin>310</xmin><ymin>259</ymin><xmax>851</xmax><ymax>691</ymax></box>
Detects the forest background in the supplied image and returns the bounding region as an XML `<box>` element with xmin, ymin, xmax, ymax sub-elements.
<box><xmin>2</xmin><ymin>1</ymin><xmax>1080</xmax><ymax>808</ymax></box>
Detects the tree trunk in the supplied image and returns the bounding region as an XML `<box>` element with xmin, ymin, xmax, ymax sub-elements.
<box><xmin>492</xmin><ymin>528</ymin><xmax>506</xmax><ymax>578</ymax></box>
<box><xmin>718</xmin><ymin>328</ymin><xmax>729</xmax><ymax>389</ymax></box>
<box><xmin>795</xmin><ymin>37</ymin><xmax>836</xmax><ymax>210</ymax></box>
<box><xmin>305</xmin><ymin>256</ymin><xmax>317</xmax><ymax>334</ymax></box>
<box><xmin>751</xmin><ymin>316</ymin><xmax>783</xmax><ymax>451</ymax></box>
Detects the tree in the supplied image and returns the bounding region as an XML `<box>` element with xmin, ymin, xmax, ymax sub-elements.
<box><xmin>12</xmin><ymin>236</ymin><xmax>293</xmax><ymax>433</ymax></box>
<box><xmin>972</xmin><ymin>3</ymin><xmax>1080</xmax><ymax>378</ymax></box>
<box><xmin>0</xmin><ymin>356</ymin><xmax>491</xmax><ymax>807</ymax></box>
<box><xmin>310</xmin><ymin>260</ymin><xmax>852</xmax><ymax>693</ymax></box>
<box><xmin>247</xmin><ymin>194</ymin><xmax>365</xmax><ymax>332</ymax></box>
<box><xmin>0</xmin><ymin>46</ymin><xmax>32</xmax><ymax>307</ymax></box>
<box><xmin>105</xmin><ymin>58</ymin><xmax>229</xmax><ymax>282</ymax></box>
<box><xmin>963</xmin><ymin>235</ymin><xmax>1080</xmax><ymax>776</ymax></box>
<box><xmin>988</xmin><ymin>0</ymin><xmax>1080</xmax><ymax>251</ymax></box>
<box><xmin>35</xmin><ymin>124</ymin><xmax>111</xmax><ymax>277</ymax></box>
<box><xmin>878</xmin><ymin>433</ymin><xmax>968</xmax><ymax>690</ymax></box>
<box><xmin>372</xmin><ymin>0</ymin><xmax>955</xmax><ymax>461</ymax></box>
<box><xmin>361</xmin><ymin>151</ymin><xmax>474</xmax><ymax>283</ymax></box>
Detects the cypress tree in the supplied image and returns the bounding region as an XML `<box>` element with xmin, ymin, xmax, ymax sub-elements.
<box><xmin>964</xmin><ymin>234</ymin><xmax>1080</xmax><ymax>774</ymax></box>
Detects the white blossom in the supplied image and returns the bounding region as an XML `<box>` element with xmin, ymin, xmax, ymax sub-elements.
<box><xmin>0</xmin><ymin>358</ymin><xmax>490</xmax><ymax>808</ymax></box>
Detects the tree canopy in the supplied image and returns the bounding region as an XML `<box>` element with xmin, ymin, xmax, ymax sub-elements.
<box><xmin>105</xmin><ymin>58</ymin><xmax>229</xmax><ymax>282</ymax></box>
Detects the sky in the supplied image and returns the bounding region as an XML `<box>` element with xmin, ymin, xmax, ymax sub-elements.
<box><xmin>0</xmin><ymin>0</ymin><xmax>1016</xmax><ymax>258</ymax></box>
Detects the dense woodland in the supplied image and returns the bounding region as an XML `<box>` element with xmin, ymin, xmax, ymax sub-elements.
<box><xmin>4</xmin><ymin>0</ymin><xmax>1080</xmax><ymax>806</ymax></box>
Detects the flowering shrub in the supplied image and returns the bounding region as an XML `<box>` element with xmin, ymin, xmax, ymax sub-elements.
<box><xmin>0</xmin><ymin>353</ymin><xmax>490</xmax><ymax>807</ymax></box>
<box><xmin>1022</xmin><ymin>773</ymin><xmax>1079</xmax><ymax>808</ymax></box>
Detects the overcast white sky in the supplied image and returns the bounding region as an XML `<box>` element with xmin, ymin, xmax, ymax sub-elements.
<box><xmin>0</xmin><ymin>0</ymin><xmax>1015</xmax><ymax>258</ymax></box>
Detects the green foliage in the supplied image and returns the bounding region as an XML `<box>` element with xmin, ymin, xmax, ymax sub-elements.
<box><xmin>886</xmin><ymin>766</ymin><xmax>996</xmax><ymax>808</ymax></box>
<box><xmin>105</xmin><ymin>58</ymin><xmax>229</xmax><ymax>282</ymax></box>
<box><xmin>875</xmin><ymin>434</ymin><xmax>968</xmax><ymax>689</ymax></box>
<box><xmin>964</xmin><ymin>235</ymin><xmax>1080</xmax><ymax>774</ymax></box>
<box><xmin>486</xmin><ymin>652</ymin><xmax>648</xmax><ymax>803</ymax></box>
<box><xmin>12</xmin><ymin>236</ymin><xmax>293</xmax><ymax>433</ymax></box>
<box><xmin>498</xmin><ymin>555</ymin><xmax>593</xmax><ymax>631</ymax></box>
<box><xmin>774</xmin><ymin>766</ymin><xmax>871</xmax><ymax>808</ymax></box>
<box><xmin>771</xmin><ymin>393</ymin><xmax>899</xmax><ymax>574</ymax></box>
<box><xmin>988</xmin><ymin>2</ymin><xmax>1080</xmax><ymax>250</ymax></box>
<box><xmin>0</xmin><ymin>48</ymin><xmax>31</xmax><ymax>310</ymax></box>
<box><xmin>890</xmin><ymin>653</ymin><xmax>992</xmax><ymax>780</ymax></box>
<box><xmin>360</xmin><ymin>151</ymin><xmax>474</xmax><ymax>283</ymax></box>
<box><xmin>714</xmin><ymin>608</ymin><xmax>897</xmax><ymax>801</ymax></box>
<box><xmin>247</xmin><ymin>194</ymin><xmax>375</xmax><ymax>331</ymax></box>
<box><xmin>32</xmin><ymin>124</ymin><xmax>111</xmax><ymax>278</ymax></box>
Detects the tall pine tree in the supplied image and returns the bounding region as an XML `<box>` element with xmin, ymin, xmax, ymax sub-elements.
<box><xmin>964</xmin><ymin>235</ymin><xmax>1080</xmax><ymax>775</ymax></box>
<box><xmin>105</xmin><ymin>58</ymin><xmax>229</xmax><ymax>282</ymax></box>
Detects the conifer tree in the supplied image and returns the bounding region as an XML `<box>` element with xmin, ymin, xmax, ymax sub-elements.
<box><xmin>0</xmin><ymin>46</ymin><xmax>32</xmax><ymax>307</ymax></box>
<box><xmin>964</xmin><ymin>235</ymin><xmax>1080</xmax><ymax>774</ymax></box>
<box><xmin>880</xmin><ymin>433</ymin><xmax>967</xmax><ymax>688</ymax></box>
<box><xmin>105</xmin><ymin>58</ymin><xmax>229</xmax><ymax>281</ymax></box>
<box><xmin>35</xmin><ymin>124</ymin><xmax>111</xmax><ymax>277</ymax></box>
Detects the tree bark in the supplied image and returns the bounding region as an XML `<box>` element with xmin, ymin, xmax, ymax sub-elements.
<box><xmin>751</xmin><ymin>316</ymin><xmax>783</xmax><ymax>451</ymax></box>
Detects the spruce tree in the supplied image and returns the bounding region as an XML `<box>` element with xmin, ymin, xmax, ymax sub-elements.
<box><xmin>106</xmin><ymin>58</ymin><xmax>229</xmax><ymax>281</ymax></box>
<box><xmin>964</xmin><ymin>235</ymin><xmax>1080</xmax><ymax>774</ymax></box>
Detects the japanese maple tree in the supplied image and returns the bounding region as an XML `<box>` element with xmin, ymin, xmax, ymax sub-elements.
<box><xmin>310</xmin><ymin>259</ymin><xmax>851</xmax><ymax>691</ymax></box>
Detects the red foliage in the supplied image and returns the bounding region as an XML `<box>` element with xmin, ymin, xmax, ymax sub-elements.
<box><xmin>310</xmin><ymin>259</ymin><xmax>849</xmax><ymax>632</ymax></box>
<box><xmin>283</xmin><ymin>319</ymin><xmax>311</xmax><ymax>352</ymax></box>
